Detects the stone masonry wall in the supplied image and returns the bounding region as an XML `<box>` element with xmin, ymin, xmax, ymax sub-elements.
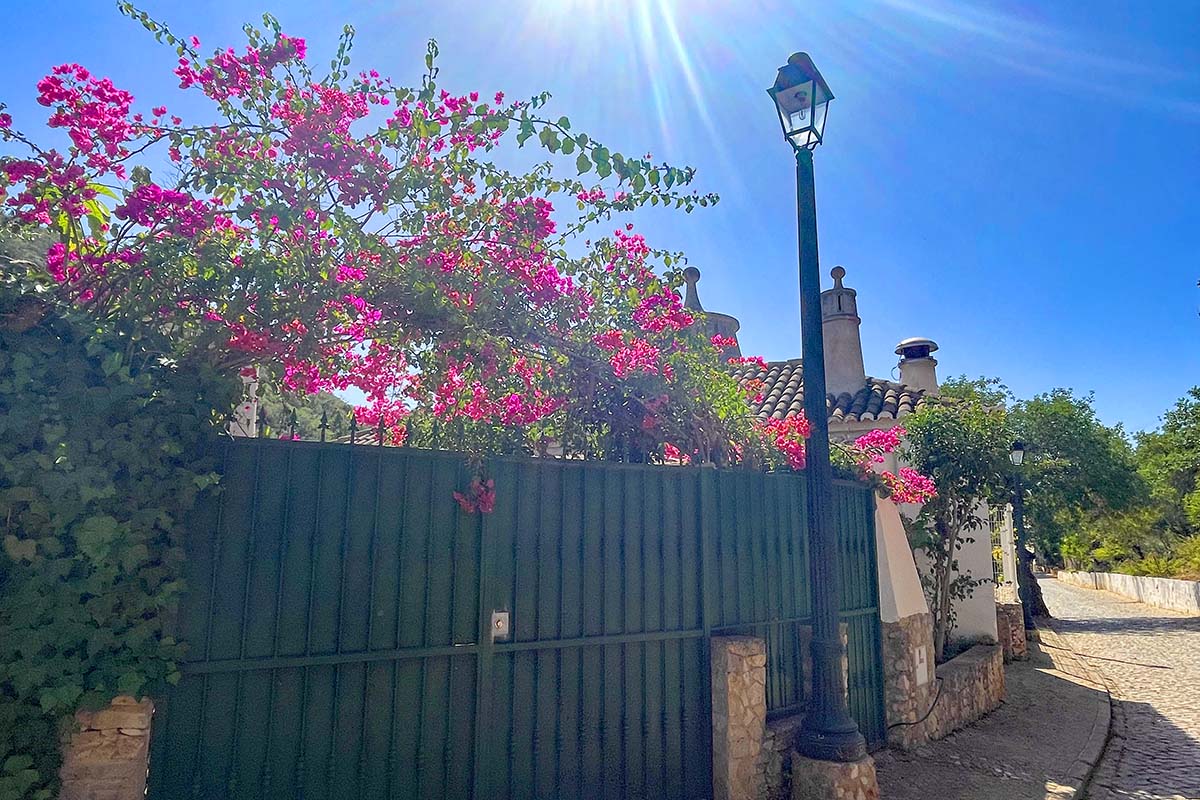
<box><xmin>791</xmin><ymin>753</ymin><xmax>879</xmax><ymax>800</ymax></box>
<box><xmin>923</xmin><ymin>644</ymin><xmax>1005</xmax><ymax>741</ymax></box>
<box><xmin>881</xmin><ymin>611</ymin><xmax>935</xmax><ymax>749</ymax></box>
<box><xmin>995</xmin><ymin>602</ymin><xmax>1028</xmax><ymax>662</ymax></box>
<box><xmin>762</xmin><ymin>714</ymin><xmax>804</xmax><ymax>800</ymax></box>
<box><xmin>59</xmin><ymin>696</ymin><xmax>154</xmax><ymax>800</ymax></box>
<box><xmin>714</xmin><ymin>626</ymin><xmax>850</xmax><ymax>800</ymax></box>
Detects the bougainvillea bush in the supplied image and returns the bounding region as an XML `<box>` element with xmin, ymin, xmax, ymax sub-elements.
<box><xmin>0</xmin><ymin>4</ymin><xmax>943</xmax><ymax>495</ymax></box>
<box><xmin>0</xmin><ymin>4</ymin><xmax>762</xmax><ymax>464</ymax></box>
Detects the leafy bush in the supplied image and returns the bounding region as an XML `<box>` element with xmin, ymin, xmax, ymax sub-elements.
<box><xmin>0</xmin><ymin>293</ymin><xmax>232</xmax><ymax>800</ymax></box>
<box><xmin>1173</xmin><ymin>536</ymin><xmax>1200</xmax><ymax>580</ymax></box>
<box><xmin>1059</xmin><ymin>530</ymin><xmax>1093</xmax><ymax>570</ymax></box>
<box><xmin>1116</xmin><ymin>554</ymin><xmax>1176</xmax><ymax>578</ymax></box>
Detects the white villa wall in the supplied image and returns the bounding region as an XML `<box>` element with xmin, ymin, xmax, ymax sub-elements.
<box><xmin>954</xmin><ymin>505</ymin><xmax>1000</xmax><ymax>641</ymax></box>
<box><xmin>1058</xmin><ymin>570</ymin><xmax>1200</xmax><ymax>615</ymax></box>
<box><xmin>874</xmin><ymin>498</ymin><xmax>929</xmax><ymax>623</ymax></box>
<box><xmin>910</xmin><ymin>504</ymin><xmax>998</xmax><ymax>644</ymax></box>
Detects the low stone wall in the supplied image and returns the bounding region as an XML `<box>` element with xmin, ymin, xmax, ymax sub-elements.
<box><xmin>881</xmin><ymin>611</ymin><xmax>935</xmax><ymax>749</ymax></box>
<box><xmin>924</xmin><ymin>644</ymin><xmax>1005</xmax><ymax>741</ymax></box>
<box><xmin>995</xmin><ymin>602</ymin><xmax>1028</xmax><ymax>662</ymax></box>
<box><xmin>1058</xmin><ymin>570</ymin><xmax>1200</xmax><ymax>614</ymax></box>
<box><xmin>59</xmin><ymin>696</ymin><xmax>154</xmax><ymax>800</ymax></box>
<box><xmin>762</xmin><ymin>714</ymin><xmax>803</xmax><ymax>800</ymax></box>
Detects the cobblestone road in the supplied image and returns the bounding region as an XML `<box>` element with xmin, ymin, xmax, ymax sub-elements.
<box><xmin>1040</xmin><ymin>577</ymin><xmax>1200</xmax><ymax>800</ymax></box>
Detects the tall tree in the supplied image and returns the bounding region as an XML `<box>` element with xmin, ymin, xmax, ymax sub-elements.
<box><xmin>1009</xmin><ymin>390</ymin><xmax>1145</xmax><ymax>558</ymax></box>
<box><xmin>1135</xmin><ymin>387</ymin><xmax>1200</xmax><ymax>537</ymax></box>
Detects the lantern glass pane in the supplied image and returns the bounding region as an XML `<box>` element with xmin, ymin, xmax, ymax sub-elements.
<box><xmin>787</xmin><ymin>128</ymin><xmax>818</xmax><ymax>149</ymax></box>
<box><xmin>811</xmin><ymin>99</ymin><xmax>829</xmax><ymax>141</ymax></box>
<box><xmin>775</xmin><ymin>78</ymin><xmax>815</xmax><ymax>120</ymax></box>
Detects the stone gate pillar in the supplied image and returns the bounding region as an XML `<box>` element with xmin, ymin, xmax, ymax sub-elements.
<box><xmin>711</xmin><ymin>636</ymin><xmax>767</xmax><ymax>800</ymax></box>
<box><xmin>59</xmin><ymin>696</ymin><xmax>154</xmax><ymax>800</ymax></box>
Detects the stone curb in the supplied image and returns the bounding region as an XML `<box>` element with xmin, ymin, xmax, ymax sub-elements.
<box><xmin>1035</xmin><ymin>624</ymin><xmax>1114</xmax><ymax>800</ymax></box>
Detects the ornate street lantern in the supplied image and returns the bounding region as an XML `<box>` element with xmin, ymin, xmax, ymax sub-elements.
<box><xmin>1010</xmin><ymin>440</ymin><xmax>1026</xmax><ymax>466</ymax></box>
<box><xmin>768</xmin><ymin>51</ymin><xmax>865</xmax><ymax>763</ymax></box>
<box><xmin>768</xmin><ymin>52</ymin><xmax>834</xmax><ymax>151</ymax></box>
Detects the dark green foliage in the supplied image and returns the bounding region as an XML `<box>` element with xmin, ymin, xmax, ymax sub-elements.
<box><xmin>940</xmin><ymin>374</ymin><xmax>1014</xmax><ymax>409</ymax></box>
<box><xmin>1067</xmin><ymin>387</ymin><xmax>1200</xmax><ymax>578</ymax></box>
<box><xmin>1008</xmin><ymin>389</ymin><xmax>1145</xmax><ymax>562</ymax></box>
<box><xmin>0</xmin><ymin>299</ymin><xmax>234</xmax><ymax>800</ymax></box>
<box><xmin>1135</xmin><ymin>387</ymin><xmax>1200</xmax><ymax>537</ymax></box>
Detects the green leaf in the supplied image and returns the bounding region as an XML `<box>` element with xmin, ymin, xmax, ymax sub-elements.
<box><xmin>575</xmin><ymin>153</ymin><xmax>591</xmax><ymax>175</ymax></box>
<box><xmin>538</xmin><ymin>127</ymin><xmax>560</xmax><ymax>153</ymax></box>
<box><xmin>516</xmin><ymin>118</ymin><xmax>536</xmax><ymax>146</ymax></box>
<box><xmin>74</xmin><ymin>515</ymin><xmax>122</xmax><ymax>561</ymax></box>
<box><xmin>102</xmin><ymin>351</ymin><xmax>123</xmax><ymax>377</ymax></box>
<box><xmin>3</xmin><ymin>756</ymin><xmax>33</xmax><ymax>774</ymax></box>
<box><xmin>3</xmin><ymin>535</ymin><xmax>37</xmax><ymax>562</ymax></box>
<box><xmin>117</xmin><ymin>672</ymin><xmax>145</xmax><ymax>696</ymax></box>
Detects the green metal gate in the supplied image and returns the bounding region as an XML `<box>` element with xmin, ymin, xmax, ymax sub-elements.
<box><xmin>148</xmin><ymin>439</ymin><xmax>885</xmax><ymax>800</ymax></box>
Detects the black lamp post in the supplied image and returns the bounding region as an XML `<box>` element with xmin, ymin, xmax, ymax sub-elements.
<box><xmin>769</xmin><ymin>53</ymin><xmax>866</xmax><ymax>763</ymax></box>
<box><xmin>1009</xmin><ymin>441</ymin><xmax>1035</xmax><ymax>630</ymax></box>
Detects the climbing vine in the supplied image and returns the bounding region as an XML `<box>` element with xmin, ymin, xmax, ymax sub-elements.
<box><xmin>0</xmin><ymin>281</ymin><xmax>233</xmax><ymax>800</ymax></box>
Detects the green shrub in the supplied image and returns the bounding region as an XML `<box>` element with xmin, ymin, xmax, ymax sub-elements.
<box><xmin>1173</xmin><ymin>535</ymin><xmax>1200</xmax><ymax>580</ymax></box>
<box><xmin>1116</xmin><ymin>554</ymin><xmax>1175</xmax><ymax>578</ymax></box>
<box><xmin>0</xmin><ymin>299</ymin><xmax>232</xmax><ymax>800</ymax></box>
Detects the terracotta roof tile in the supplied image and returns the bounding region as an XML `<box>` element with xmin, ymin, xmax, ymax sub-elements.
<box><xmin>732</xmin><ymin>358</ymin><xmax>930</xmax><ymax>424</ymax></box>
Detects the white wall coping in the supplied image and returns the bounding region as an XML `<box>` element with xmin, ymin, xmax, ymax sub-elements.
<box><xmin>1058</xmin><ymin>570</ymin><xmax>1200</xmax><ymax>615</ymax></box>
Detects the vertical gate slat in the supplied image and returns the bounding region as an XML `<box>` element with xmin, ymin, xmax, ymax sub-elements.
<box><xmin>579</xmin><ymin>470</ymin><xmax>605</xmax><ymax>795</ymax></box>
<box><xmin>558</xmin><ymin>465</ymin><xmax>583</xmax><ymax>794</ymax></box>
<box><xmin>644</xmin><ymin>472</ymin><xmax>666</xmax><ymax>797</ymax></box>
<box><xmin>535</xmin><ymin>462</ymin><xmax>560</xmax><ymax>798</ymax></box>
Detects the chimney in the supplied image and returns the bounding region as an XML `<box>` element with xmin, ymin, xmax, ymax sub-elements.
<box><xmin>895</xmin><ymin>337</ymin><xmax>940</xmax><ymax>395</ymax></box>
<box><xmin>820</xmin><ymin>266</ymin><xmax>866</xmax><ymax>396</ymax></box>
<box><xmin>683</xmin><ymin>267</ymin><xmax>742</xmax><ymax>359</ymax></box>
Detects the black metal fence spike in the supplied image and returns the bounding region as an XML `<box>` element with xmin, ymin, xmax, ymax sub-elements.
<box><xmin>257</xmin><ymin>407</ymin><xmax>267</xmax><ymax>438</ymax></box>
<box><xmin>376</xmin><ymin>416</ymin><xmax>385</xmax><ymax>446</ymax></box>
<box><xmin>349</xmin><ymin>411</ymin><xmax>358</xmax><ymax>445</ymax></box>
<box><xmin>319</xmin><ymin>410</ymin><xmax>328</xmax><ymax>442</ymax></box>
<box><xmin>288</xmin><ymin>409</ymin><xmax>298</xmax><ymax>441</ymax></box>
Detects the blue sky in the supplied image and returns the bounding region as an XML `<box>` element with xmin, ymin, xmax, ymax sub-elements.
<box><xmin>2</xmin><ymin>0</ymin><xmax>1198</xmax><ymax>434</ymax></box>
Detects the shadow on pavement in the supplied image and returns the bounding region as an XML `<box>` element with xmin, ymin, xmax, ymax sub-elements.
<box><xmin>1038</xmin><ymin>640</ymin><xmax>1169</xmax><ymax>671</ymax></box>
<box><xmin>1048</xmin><ymin>614</ymin><xmax>1200</xmax><ymax>638</ymax></box>
<box><xmin>876</xmin><ymin>647</ymin><xmax>1108</xmax><ymax>800</ymax></box>
<box><xmin>1085</xmin><ymin>697</ymin><xmax>1200</xmax><ymax>800</ymax></box>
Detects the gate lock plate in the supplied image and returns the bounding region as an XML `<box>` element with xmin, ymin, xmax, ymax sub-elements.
<box><xmin>490</xmin><ymin>610</ymin><xmax>511</xmax><ymax>642</ymax></box>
